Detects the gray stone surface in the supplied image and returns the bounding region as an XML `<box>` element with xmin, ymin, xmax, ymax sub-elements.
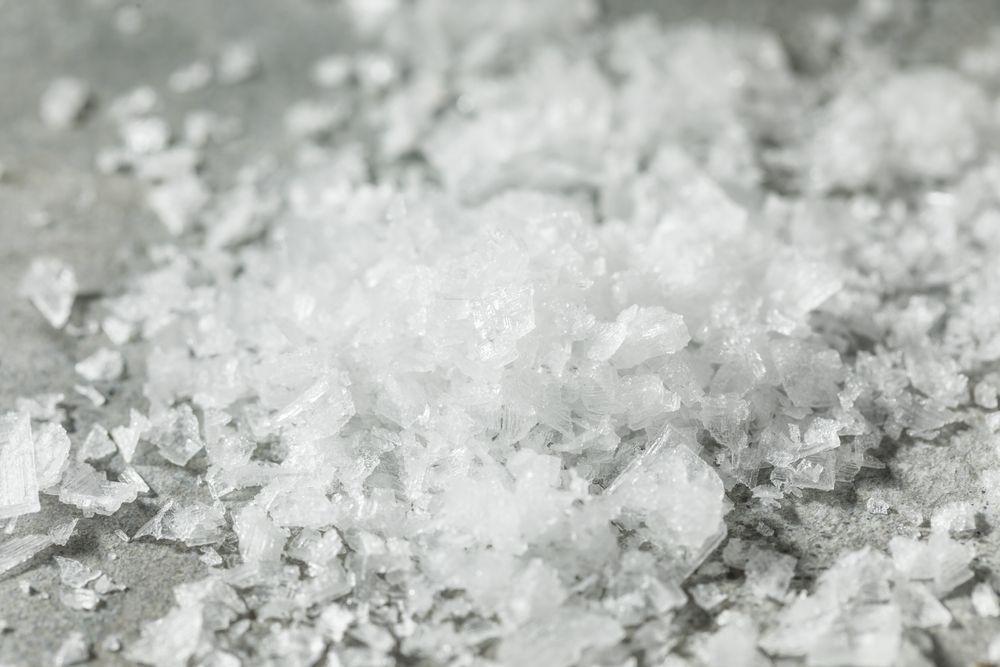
<box><xmin>1</xmin><ymin>1</ymin><xmax>999</xmax><ymax>665</ymax></box>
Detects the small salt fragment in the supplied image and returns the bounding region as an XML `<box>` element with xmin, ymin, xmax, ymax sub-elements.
<box><xmin>0</xmin><ymin>412</ymin><xmax>39</xmax><ymax>520</ymax></box>
<box><xmin>689</xmin><ymin>582</ymin><xmax>727</xmax><ymax>611</ymax></box>
<box><xmin>121</xmin><ymin>116</ymin><xmax>170</xmax><ymax>155</ymax></box>
<box><xmin>114</xmin><ymin>529</ymin><xmax>129</xmax><ymax>543</ymax></box>
<box><xmin>312</xmin><ymin>54</ymin><xmax>352</xmax><ymax>88</ymax></box>
<box><xmin>745</xmin><ymin>547</ymin><xmax>796</xmax><ymax>600</ymax></box>
<box><xmin>146</xmin><ymin>175</ymin><xmax>210</xmax><ymax>235</ymax></box>
<box><xmin>73</xmin><ymin>384</ymin><xmax>106</xmax><ymax>408</ymax></box>
<box><xmin>111</xmin><ymin>410</ymin><xmax>150</xmax><ymax>463</ymax></box>
<box><xmin>972</xmin><ymin>582</ymin><xmax>1000</xmax><ymax>618</ymax></box>
<box><xmin>285</xmin><ymin>100</ymin><xmax>346</xmax><ymax>140</ymax></box>
<box><xmin>168</xmin><ymin>61</ymin><xmax>213</xmax><ymax>93</ymax></box>
<box><xmin>77</xmin><ymin>424</ymin><xmax>116</xmax><ymax>463</ymax></box>
<box><xmin>930</xmin><ymin>502</ymin><xmax>976</xmax><ymax>536</ymax></box>
<box><xmin>15</xmin><ymin>393</ymin><xmax>64</xmax><ymax>422</ymax></box>
<box><xmin>18</xmin><ymin>257</ymin><xmax>78</xmax><ymax>329</ymax></box>
<box><xmin>108</xmin><ymin>86</ymin><xmax>157</xmax><ymax>122</ymax></box>
<box><xmin>217</xmin><ymin>42</ymin><xmax>259</xmax><ymax>84</ymax></box>
<box><xmin>75</xmin><ymin>347</ymin><xmax>125</xmax><ymax>382</ymax></box>
<box><xmin>148</xmin><ymin>404</ymin><xmax>204</xmax><ymax>466</ymax></box>
<box><xmin>61</xmin><ymin>586</ymin><xmax>101</xmax><ymax>611</ymax></box>
<box><xmin>866</xmin><ymin>496</ymin><xmax>890</xmax><ymax>515</ymax></box>
<box><xmin>40</xmin><ymin>78</ymin><xmax>91</xmax><ymax>130</ymax></box>
<box><xmin>93</xmin><ymin>573</ymin><xmax>126</xmax><ymax>595</ymax></box>
<box><xmin>101</xmin><ymin>316</ymin><xmax>133</xmax><ymax>345</ymax></box>
<box><xmin>118</xmin><ymin>465</ymin><xmax>151</xmax><ymax>495</ymax></box>
<box><xmin>53</xmin><ymin>631</ymin><xmax>91</xmax><ymax>666</ymax></box>
<box><xmin>126</xmin><ymin>602</ymin><xmax>203</xmax><ymax>667</ymax></box>
<box><xmin>102</xmin><ymin>635</ymin><xmax>122</xmax><ymax>653</ymax></box>
<box><xmin>55</xmin><ymin>556</ymin><xmax>101</xmax><ymax>588</ymax></box>
<box><xmin>0</xmin><ymin>520</ymin><xmax>77</xmax><ymax>577</ymax></box>
<box><xmin>199</xmin><ymin>547</ymin><xmax>224</xmax><ymax>567</ymax></box>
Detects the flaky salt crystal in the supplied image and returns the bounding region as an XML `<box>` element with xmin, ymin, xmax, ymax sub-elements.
<box><xmin>75</xmin><ymin>347</ymin><xmax>126</xmax><ymax>382</ymax></box>
<box><xmin>40</xmin><ymin>78</ymin><xmax>91</xmax><ymax>130</ymax></box>
<box><xmin>972</xmin><ymin>582</ymin><xmax>1000</xmax><ymax>618</ymax></box>
<box><xmin>55</xmin><ymin>556</ymin><xmax>101</xmax><ymax>588</ymax></box>
<box><xmin>18</xmin><ymin>257</ymin><xmax>78</xmax><ymax>329</ymax></box>
<box><xmin>0</xmin><ymin>412</ymin><xmax>39</xmax><ymax>520</ymax></box>
<box><xmin>34</xmin><ymin>422</ymin><xmax>70</xmax><ymax>491</ymax></box>
<box><xmin>53</xmin><ymin>631</ymin><xmax>91</xmax><ymax>666</ymax></box>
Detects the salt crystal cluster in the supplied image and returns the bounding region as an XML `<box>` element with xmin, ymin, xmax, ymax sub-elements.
<box><xmin>8</xmin><ymin>0</ymin><xmax>1000</xmax><ymax>665</ymax></box>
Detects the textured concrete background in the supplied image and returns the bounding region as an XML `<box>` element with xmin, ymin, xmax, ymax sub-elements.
<box><xmin>1</xmin><ymin>1</ymin><xmax>999</xmax><ymax>665</ymax></box>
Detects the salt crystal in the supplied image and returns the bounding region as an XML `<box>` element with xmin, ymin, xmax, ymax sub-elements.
<box><xmin>744</xmin><ymin>547</ymin><xmax>796</xmax><ymax>600</ymax></box>
<box><xmin>55</xmin><ymin>556</ymin><xmax>101</xmax><ymax>588</ymax></box>
<box><xmin>0</xmin><ymin>520</ymin><xmax>77</xmax><ymax>577</ymax></box>
<box><xmin>148</xmin><ymin>404</ymin><xmax>204</xmax><ymax>466</ymax></box>
<box><xmin>168</xmin><ymin>61</ymin><xmax>213</xmax><ymax>93</ymax></box>
<box><xmin>58</xmin><ymin>462</ymin><xmax>139</xmax><ymax>516</ymax></box>
<box><xmin>689</xmin><ymin>582</ymin><xmax>727</xmax><ymax>611</ymax></box>
<box><xmin>73</xmin><ymin>387</ymin><xmax>106</xmax><ymax>412</ymax></box>
<box><xmin>15</xmin><ymin>393</ymin><xmax>65</xmax><ymax>421</ymax></box>
<box><xmin>312</xmin><ymin>55</ymin><xmax>352</xmax><ymax>89</ymax></box>
<box><xmin>285</xmin><ymin>100</ymin><xmax>346</xmax><ymax>140</ymax></box>
<box><xmin>75</xmin><ymin>347</ymin><xmax>125</xmax><ymax>383</ymax></box>
<box><xmin>53</xmin><ymin>631</ymin><xmax>91</xmax><ymax>666</ymax></box>
<box><xmin>34</xmin><ymin>422</ymin><xmax>71</xmax><ymax>490</ymax></box>
<box><xmin>972</xmin><ymin>582</ymin><xmax>1000</xmax><ymax>618</ymax></box>
<box><xmin>77</xmin><ymin>424</ymin><xmax>117</xmax><ymax>463</ymax></box>
<box><xmin>108</xmin><ymin>86</ymin><xmax>158</xmax><ymax>122</ymax></box>
<box><xmin>217</xmin><ymin>42</ymin><xmax>259</xmax><ymax>84</ymax></box>
<box><xmin>0</xmin><ymin>412</ymin><xmax>39</xmax><ymax>520</ymax></box>
<box><xmin>40</xmin><ymin>78</ymin><xmax>91</xmax><ymax>130</ymax></box>
<box><xmin>18</xmin><ymin>257</ymin><xmax>78</xmax><ymax>329</ymax></box>
<box><xmin>111</xmin><ymin>410</ymin><xmax>150</xmax><ymax>463</ymax></box>
<box><xmin>61</xmin><ymin>586</ymin><xmax>102</xmax><ymax>611</ymax></box>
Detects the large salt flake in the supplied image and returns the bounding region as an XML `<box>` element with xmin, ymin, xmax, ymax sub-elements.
<box><xmin>0</xmin><ymin>412</ymin><xmax>39</xmax><ymax>520</ymax></box>
<box><xmin>18</xmin><ymin>258</ymin><xmax>78</xmax><ymax>329</ymax></box>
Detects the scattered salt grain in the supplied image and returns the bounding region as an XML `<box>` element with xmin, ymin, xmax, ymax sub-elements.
<box><xmin>40</xmin><ymin>77</ymin><xmax>91</xmax><ymax>130</ymax></box>
<box><xmin>972</xmin><ymin>582</ymin><xmax>1000</xmax><ymax>618</ymax></box>
<box><xmin>75</xmin><ymin>347</ymin><xmax>125</xmax><ymax>382</ymax></box>
<box><xmin>120</xmin><ymin>116</ymin><xmax>171</xmax><ymax>155</ymax></box>
<box><xmin>744</xmin><ymin>547</ymin><xmax>796</xmax><ymax>600</ymax></box>
<box><xmin>216</xmin><ymin>42</ymin><xmax>259</xmax><ymax>84</ymax></box>
<box><xmin>168</xmin><ymin>61</ymin><xmax>213</xmax><ymax>93</ymax></box>
<box><xmin>53</xmin><ymin>631</ymin><xmax>91</xmax><ymax>666</ymax></box>
<box><xmin>74</xmin><ymin>384</ymin><xmax>106</xmax><ymax>408</ymax></box>
<box><xmin>18</xmin><ymin>257</ymin><xmax>77</xmax><ymax>329</ymax></box>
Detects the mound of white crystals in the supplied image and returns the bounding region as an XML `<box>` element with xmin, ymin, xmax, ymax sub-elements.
<box><xmin>9</xmin><ymin>0</ymin><xmax>1000</xmax><ymax>665</ymax></box>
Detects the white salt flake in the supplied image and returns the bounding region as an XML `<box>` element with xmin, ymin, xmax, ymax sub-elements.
<box><xmin>0</xmin><ymin>412</ymin><xmax>39</xmax><ymax>520</ymax></box>
<box><xmin>18</xmin><ymin>257</ymin><xmax>78</xmax><ymax>329</ymax></box>
<box><xmin>33</xmin><ymin>422</ymin><xmax>71</xmax><ymax>491</ymax></box>
<box><xmin>972</xmin><ymin>582</ymin><xmax>1000</xmax><ymax>618</ymax></box>
<box><xmin>53</xmin><ymin>631</ymin><xmax>91</xmax><ymax>666</ymax></box>
<box><xmin>74</xmin><ymin>384</ymin><xmax>106</xmax><ymax>408</ymax></box>
<box><xmin>75</xmin><ymin>347</ymin><xmax>125</xmax><ymax>382</ymax></box>
<box><xmin>40</xmin><ymin>77</ymin><xmax>91</xmax><ymax>130</ymax></box>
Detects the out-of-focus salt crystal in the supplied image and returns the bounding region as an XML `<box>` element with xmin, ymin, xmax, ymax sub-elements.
<box><xmin>608</xmin><ymin>433</ymin><xmax>727</xmax><ymax>574</ymax></box>
<box><xmin>75</xmin><ymin>347</ymin><xmax>126</xmax><ymax>382</ymax></box>
<box><xmin>930</xmin><ymin>501</ymin><xmax>976</xmax><ymax>536</ymax></box>
<box><xmin>126</xmin><ymin>603</ymin><xmax>203</xmax><ymax>667</ymax></box>
<box><xmin>182</xmin><ymin>111</ymin><xmax>242</xmax><ymax>148</ymax></box>
<box><xmin>58</xmin><ymin>462</ymin><xmax>139</xmax><ymax>516</ymax></box>
<box><xmin>168</xmin><ymin>61</ymin><xmax>213</xmax><ymax>93</ymax></box>
<box><xmin>866</xmin><ymin>496</ymin><xmax>890</xmax><ymax>515</ymax></box>
<box><xmin>285</xmin><ymin>100</ymin><xmax>347</xmax><ymax>140</ymax></box>
<box><xmin>102</xmin><ymin>635</ymin><xmax>122</xmax><ymax>653</ymax></box>
<box><xmin>0</xmin><ymin>412</ymin><xmax>40</xmax><ymax>520</ymax></box>
<box><xmin>889</xmin><ymin>533</ymin><xmax>974</xmax><ymax>596</ymax></box>
<box><xmin>771</xmin><ymin>337</ymin><xmax>844</xmax><ymax>408</ymax></box>
<box><xmin>101</xmin><ymin>315</ymin><xmax>133</xmax><ymax>345</ymax></box>
<box><xmin>78</xmin><ymin>424</ymin><xmax>116</xmax><ymax>463</ymax></box>
<box><xmin>894</xmin><ymin>580</ymin><xmax>951</xmax><ymax>629</ymax></box>
<box><xmin>34</xmin><ymin>422</ymin><xmax>71</xmax><ymax>491</ymax></box>
<box><xmin>53</xmin><ymin>631</ymin><xmax>91</xmax><ymax>666</ymax></box>
<box><xmin>146</xmin><ymin>175</ymin><xmax>210</xmax><ymax>236</ymax></box>
<box><xmin>108</xmin><ymin>86</ymin><xmax>158</xmax><ymax>122</ymax></box>
<box><xmin>121</xmin><ymin>116</ymin><xmax>170</xmax><ymax>155</ymax></box>
<box><xmin>74</xmin><ymin>384</ymin><xmax>106</xmax><ymax>407</ymax></box>
<box><xmin>111</xmin><ymin>410</ymin><xmax>150</xmax><ymax>463</ymax></box>
<box><xmin>95</xmin><ymin>146</ymin><xmax>131</xmax><ymax>174</ymax></box>
<box><xmin>134</xmin><ymin>500</ymin><xmax>226</xmax><ymax>547</ymax></box>
<box><xmin>496</xmin><ymin>608</ymin><xmax>623</xmax><ymax>667</ymax></box>
<box><xmin>312</xmin><ymin>54</ymin><xmax>352</xmax><ymax>88</ymax></box>
<box><xmin>93</xmin><ymin>573</ymin><xmax>126</xmax><ymax>595</ymax></box>
<box><xmin>692</xmin><ymin>612</ymin><xmax>761</xmax><ymax>667</ymax></box>
<box><xmin>114</xmin><ymin>5</ymin><xmax>143</xmax><ymax>34</ymax></box>
<box><xmin>744</xmin><ymin>547</ymin><xmax>796</xmax><ymax>600</ymax></box>
<box><xmin>61</xmin><ymin>586</ymin><xmax>101</xmax><ymax>611</ymax></box>
<box><xmin>18</xmin><ymin>257</ymin><xmax>78</xmax><ymax>329</ymax></box>
<box><xmin>40</xmin><ymin>77</ymin><xmax>92</xmax><ymax>130</ymax></box>
<box><xmin>609</xmin><ymin>306</ymin><xmax>689</xmax><ymax>369</ymax></box>
<box><xmin>15</xmin><ymin>394</ymin><xmax>65</xmax><ymax>422</ymax></box>
<box><xmin>148</xmin><ymin>405</ymin><xmax>204</xmax><ymax>466</ymax></box>
<box><xmin>217</xmin><ymin>42</ymin><xmax>260</xmax><ymax>84</ymax></box>
<box><xmin>689</xmin><ymin>582</ymin><xmax>727</xmax><ymax>611</ymax></box>
<box><xmin>972</xmin><ymin>582</ymin><xmax>1000</xmax><ymax>618</ymax></box>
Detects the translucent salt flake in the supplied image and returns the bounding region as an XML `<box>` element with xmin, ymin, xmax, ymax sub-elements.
<box><xmin>770</xmin><ymin>337</ymin><xmax>844</xmax><ymax>408</ymax></box>
<box><xmin>496</xmin><ymin>608</ymin><xmax>624</xmax><ymax>667</ymax></box>
<box><xmin>894</xmin><ymin>580</ymin><xmax>951</xmax><ymax>629</ymax></box>
<box><xmin>74</xmin><ymin>384</ymin><xmax>106</xmax><ymax>407</ymax></box>
<box><xmin>312</xmin><ymin>54</ymin><xmax>352</xmax><ymax>88</ymax></box>
<box><xmin>168</xmin><ymin>61</ymin><xmax>213</xmax><ymax>93</ymax></box>
<box><xmin>55</xmin><ymin>556</ymin><xmax>101</xmax><ymax>588</ymax></box>
<box><xmin>40</xmin><ymin>77</ymin><xmax>91</xmax><ymax>130</ymax></box>
<box><xmin>889</xmin><ymin>533</ymin><xmax>974</xmax><ymax>596</ymax></box>
<box><xmin>0</xmin><ymin>412</ymin><xmax>40</xmax><ymax>520</ymax></box>
<box><xmin>285</xmin><ymin>100</ymin><xmax>347</xmax><ymax>140</ymax></box>
<box><xmin>58</xmin><ymin>462</ymin><xmax>139</xmax><ymax>516</ymax></box>
<box><xmin>15</xmin><ymin>393</ymin><xmax>65</xmax><ymax>421</ymax></box>
<box><xmin>693</xmin><ymin>612</ymin><xmax>761</xmax><ymax>667</ymax></box>
<box><xmin>610</xmin><ymin>306</ymin><xmax>689</xmax><ymax>369</ymax></box>
<box><xmin>53</xmin><ymin>631</ymin><xmax>91</xmax><ymax>666</ymax></box>
<box><xmin>146</xmin><ymin>175</ymin><xmax>210</xmax><ymax>236</ymax></box>
<box><xmin>217</xmin><ymin>42</ymin><xmax>260</xmax><ymax>84</ymax></box>
<box><xmin>77</xmin><ymin>424</ymin><xmax>117</xmax><ymax>463</ymax></box>
<box><xmin>18</xmin><ymin>257</ymin><xmax>78</xmax><ymax>329</ymax></box>
<box><xmin>75</xmin><ymin>348</ymin><xmax>125</xmax><ymax>382</ymax></box>
<box><xmin>744</xmin><ymin>547</ymin><xmax>796</xmax><ymax>600</ymax></box>
<box><xmin>148</xmin><ymin>405</ymin><xmax>204</xmax><ymax>466</ymax></box>
<box><xmin>0</xmin><ymin>520</ymin><xmax>77</xmax><ymax>577</ymax></box>
<box><xmin>972</xmin><ymin>582</ymin><xmax>1000</xmax><ymax>618</ymax></box>
<box><xmin>61</xmin><ymin>586</ymin><xmax>101</xmax><ymax>611</ymax></box>
<box><xmin>233</xmin><ymin>504</ymin><xmax>287</xmax><ymax>563</ymax></box>
<box><xmin>34</xmin><ymin>422</ymin><xmax>71</xmax><ymax>491</ymax></box>
<box><xmin>126</xmin><ymin>604</ymin><xmax>203</xmax><ymax>667</ymax></box>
